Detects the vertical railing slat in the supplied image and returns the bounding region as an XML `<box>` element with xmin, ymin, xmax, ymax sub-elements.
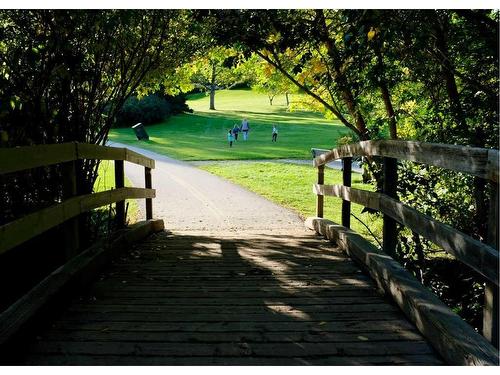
<box><xmin>382</xmin><ymin>157</ymin><xmax>398</xmax><ymax>257</ymax></box>
<box><xmin>342</xmin><ymin>157</ymin><xmax>352</xmax><ymax>228</ymax></box>
<box><xmin>316</xmin><ymin>165</ymin><xmax>324</xmax><ymax>218</ymax></box>
<box><xmin>114</xmin><ymin>160</ymin><xmax>125</xmax><ymax>227</ymax></box>
<box><xmin>483</xmin><ymin>182</ymin><xmax>499</xmax><ymax>348</ymax></box>
<box><xmin>62</xmin><ymin>158</ymin><xmax>79</xmax><ymax>260</ymax></box>
<box><xmin>145</xmin><ymin>167</ymin><xmax>153</xmax><ymax>220</ymax></box>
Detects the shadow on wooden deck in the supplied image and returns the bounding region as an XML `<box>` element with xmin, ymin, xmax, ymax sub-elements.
<box><xmin>15</xmin><ymin>230</ymin><xmax>443</xmax><ymax>365</ymax></box>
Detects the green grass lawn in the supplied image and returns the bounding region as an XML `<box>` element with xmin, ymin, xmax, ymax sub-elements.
<box><xmin>93</xmin><ymin>160</ymin><xmax>139</xmax><ymax>224</ymax></box>
<box><xmin>109</xmin><ymin>89</ymin><xmax>349</xmax><ymax>161</ymax></box>
<box><xmin>199</xmin><ymin>162</ymin><xmax>383</xmax><ymax>244</ymax></box>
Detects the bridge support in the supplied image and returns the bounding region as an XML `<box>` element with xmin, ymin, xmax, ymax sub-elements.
<box><xmin>145</xmin><ymin>167</ymin><xmax>153</xmax><ymax>220</ymax></box>
<box><xmin>382</xmin><ymin>157</ymin><xmax>398</xmax><ymax>257</ymax></box>
<box><xmin>114</xmin><ymin>160</ymin><xmax>125</xmax><ymax>227</ymax></box>
<box><xmin>62</xmin><ymin>159</ymin><xmax>80</xmax><ymax>260</ymax></box>
<box><xmin>484</xmin><ymin>182</ymin><xmax>499</xmax><ymax>348</ymax></box>
<box><xmin>316</xmin><ymin>165</ymin><xmax>324</xmax><ymax>218</ymax></box>
<box><xmin>342</xmin><ymin>157</ymin><xmax>352</xmax><ymax>228</ymax></box>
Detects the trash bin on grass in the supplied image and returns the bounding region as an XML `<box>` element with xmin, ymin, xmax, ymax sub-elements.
<box><xmin>132</xmin><ymin>123</ymin><xmax>149</xmax><ymax>141</ymax></box>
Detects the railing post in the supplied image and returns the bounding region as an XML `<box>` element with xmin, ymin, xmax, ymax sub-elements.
<box><xmin>145</xmin><ymin>166</ymin><xmax>153</xmax><ymax>220</ymax></box>
<box><xmin>382</xmin><ymin>157</ymin><xmax>398</xmax><ymax>257</ymax></box>
<box><xmin>342</xmin><ymin>157</ymin><xmax>352</xmax><ymax>228</ymax></box>
<box><xmin>483</xmin><ymin>181</ymin><xmax>499</xmax><ymax>348</ymax></box>
<box><xmin>62</xmin><ymin>159</ymin><xmax>79</xmax><ymax>260</ymax></box>
<box><xmin>114</xmin><ymin>159</ymin><xmax>125</xmax><ymax>227</ymax></box>
<box><xmin>316</xmin><ymin>165</ymin><xmax>325</xmax><ymax>218</ymax></box>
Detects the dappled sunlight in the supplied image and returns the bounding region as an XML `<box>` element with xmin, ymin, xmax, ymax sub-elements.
<box><xmin>264</xmin><ymin>302</ymin><xmax>311</xmax><ymax>321</ymax></box>
<box><xmin>21</xmin><ymin>229</ymin><xmax>442</xmax><ymax>365</ymax></box>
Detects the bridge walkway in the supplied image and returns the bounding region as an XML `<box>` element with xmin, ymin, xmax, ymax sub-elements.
<box><xmin>17</xmin><ymin>229</ymin><xmax>442</xmax><ymax>365</ymax></box>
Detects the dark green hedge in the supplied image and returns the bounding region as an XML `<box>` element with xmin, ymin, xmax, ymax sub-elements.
<box><xmin>113</xmin><ymin>93</ymin><xmax>191</xmax><ymax>128</ymax></box>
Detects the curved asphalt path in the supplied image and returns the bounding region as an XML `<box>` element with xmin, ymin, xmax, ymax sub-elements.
<box><xmin>108</xmin><ymin>142</ymin><xmax>304</xmax><ymax>232</ymax></box>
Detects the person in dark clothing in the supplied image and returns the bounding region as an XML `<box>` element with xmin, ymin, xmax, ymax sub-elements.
<box><xmin>232</xmin><ymin>124</ymin><xmax>240</xmax><ymax>141</ymax></box>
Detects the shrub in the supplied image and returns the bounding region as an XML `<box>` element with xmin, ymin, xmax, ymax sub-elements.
<box><xmin>114</xmin><ymin>93</ymin><xmax>191</xmax><ymax>128</ymax></box>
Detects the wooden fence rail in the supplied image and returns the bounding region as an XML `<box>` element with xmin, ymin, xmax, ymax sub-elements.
<box><xmin>0</xmin><ymin>142</ymin><xmax>156</xmax><ymax>257</ymax></box>
<box><xmin>311</xmin><ymin>140</ymin><xmax>499</xmax><ymax>349</ymax></box>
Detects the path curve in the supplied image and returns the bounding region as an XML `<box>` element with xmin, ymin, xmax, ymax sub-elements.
<box><xmin>109</xmin><ymin>142</ymin><xmax>304</xmax><ymax>232</ymax></box>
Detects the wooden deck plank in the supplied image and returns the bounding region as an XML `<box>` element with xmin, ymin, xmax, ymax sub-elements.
<box><xmin>26</xmin><ymin>340</ymin><xmax>436</xmax><ymax>357</ymax></box>
<box><xmin>16</xmin><ymin>230</ymin><xmax>443</xmax><ymax>365</ymax></box>
<box><xmin>21</xmin><ymin>354</ymin><xmax>443</xmax><ymax>365</ymax></box>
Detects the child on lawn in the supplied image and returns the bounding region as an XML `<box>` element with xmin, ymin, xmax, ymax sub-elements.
<box><xmin>272</xmin><ymin>125</ymin><xmax>278</xmax><ymax>142</ymax></box>
<box><xmin>227</xmin><ymin>129</ymin><xmax>234</xmax><ymax>147</ymax></box>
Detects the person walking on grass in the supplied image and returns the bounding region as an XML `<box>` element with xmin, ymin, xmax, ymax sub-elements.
<box><xmin>227</xmin><ymin>129</ymin><xmax>235</xmax><ymax>148</ymax></box>
<box><xmin>272</xmin><ymin>125</ymin><xmax>278</xmax><ymax>142</ymax></box>
<box><xmin>241</xmin><ymin>118</ymin><xmax>250</xmax><ymax>141</ymax></box>
<box><xmin>232</xmin><ymin>124</ymin><xmax>240</xmax><ymax>141</ymax></box>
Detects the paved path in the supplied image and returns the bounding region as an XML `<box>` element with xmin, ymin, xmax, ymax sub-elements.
<box><xmin>108</xmin><ymin>142</ymin><xmax>303</xmax><ymax>232</ymax></box>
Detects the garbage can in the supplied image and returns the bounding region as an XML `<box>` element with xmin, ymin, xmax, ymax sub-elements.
<box><xmin>132</xmin><ymin>123</ymin><xmax>149</xmax><ymax>141</ymax></box>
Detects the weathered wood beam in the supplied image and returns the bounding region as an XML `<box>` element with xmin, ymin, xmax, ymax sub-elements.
<box><xmin>342</xmin><ymin>157</ymin><xmax>352</xmax><ymax>228</ymax></box>
<box><xmin>316</xmin><ymin>165</ymin><xmax>325</xmax><ymax>218</ymax></box>
<box><xmin>313</xmin><ymin>184</ymin><xmax>499</xmax><ymax>285</ymax></box>
<box><xmin>0</xmin><ymin>143</ymin><xmax>155</xmax><ymax>175</ymax></box>
<box><xmin>0</xmin><ymin>187</ymin><xmax>156</xmax><ymax>255</ymax></box>
<box><xmin>114</xmin><ymin>160</ymin><xmax>125</xmax><ymax>227</ymax></box>
<box><xmin>313</xmin><ymin>140</ymin><xmax>498</xmax><ymax>183</ymax></box>
<box><xmin>0</xmin><ymin>143</ymin><xmax>76</xmax><ymax>174</ymax></box>
<box><xmin>305</xmin><ymin>217</ymin><xmax>499</xmax><ymax>366</ymax></box>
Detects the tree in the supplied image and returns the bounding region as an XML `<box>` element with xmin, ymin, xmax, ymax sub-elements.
<box><xmin>252</xmin><ymin>56</ymin><xmax>296</xmax><ymax>106</ymax></box>
<box><xmin>0</xmin><ymin>9</ymin><xmax>198</xmax><ymax>229</ymax></box>
<box><xmin>209</xmin><ymin>9</ymin><xmax>498</xmax><ymax>329</ymax></box>
<box><xmin>183</xmin><ymin>46</ymin><xmax>240</xmax><ymax>110</ymax></box>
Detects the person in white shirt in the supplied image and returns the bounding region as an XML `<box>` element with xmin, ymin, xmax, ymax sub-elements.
<box><xmin>241</xmin><ymin>119</ymin><xmax>250</xmax><ymax>141</ymax></box>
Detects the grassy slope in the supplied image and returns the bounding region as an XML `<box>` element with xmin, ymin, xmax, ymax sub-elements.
<box><xmin>200</xmin><ymin>162</ymin><xmax>383</xmax><ymax>243</ymax></box>
<box><xmin>94</xmin><ymin>160</ymin><xmax>139</xmax><ymax>223</ymax></box>
<box><xmin>109</xmin><ymin>89</ymin><xmax>349</xmax><ymax>160</ymax></box>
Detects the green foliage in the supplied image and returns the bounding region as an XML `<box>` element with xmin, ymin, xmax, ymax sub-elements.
<box><xmin>115</xmin><ymin>95</ymin><xmax>172</xmax><ymax>128</ymax></box>
<box><xmin>0</xmin><ymin>10</ymin><xmax>199</xmax><ymax>250</ymax></box>
<box><xmin>208</xmin><ymin>9</ymin><xmax>498</xmax><ymax>331</ymax></box>
<box><xmin>114</xmin><ymin>94</ymin><xmax>190</xmax><ymax>128</ymax></box>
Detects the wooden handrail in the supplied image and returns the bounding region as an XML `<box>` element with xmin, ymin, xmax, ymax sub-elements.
<box><xmin>0</xmin><ymin>142</ymin><xmax>157</xmax><ymax>257</ymax></box>
<box><xmin>311</xmin><ymin>140</ymin><xmax>499</xmax><ymax>347</ymax></box>
<box><xmin>314</xmin><ymin>184</ymin><xmax>499</xmax><ymax>286</ymax></box>
<box><xmin>0</xmin><ymin>187</ymin><xmax>155</xmax><ymax>255</ymax></box>
<box><xmin>0</xmin><ymin>142</ymin><xmax>154</xmax><ymax>174</ymax></box>
<box><xmin>313</xmin><ymin>140</ymin><xmax>499</xmax><ymax>182</ymax></box>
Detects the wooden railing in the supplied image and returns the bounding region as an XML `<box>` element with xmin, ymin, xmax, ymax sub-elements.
<box><xmin>0</xmin><ymin>142</ymin><xmax>156</xmax><ymax>258</ymax></box>
<box><xmin>311</xmin><ymin>140</ymin><xmax>499</xmax><ymax>350</ymax></box>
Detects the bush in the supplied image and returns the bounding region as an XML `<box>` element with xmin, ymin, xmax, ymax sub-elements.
<box><xmin>114</xmin><ymin>93</ymin><xmax>191</xmax><ymax>128</ymax></box>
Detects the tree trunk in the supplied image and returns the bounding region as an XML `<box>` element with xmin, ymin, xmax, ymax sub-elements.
<box><xmin>269</xmin><ymin>95</ymin><xmax>274</xmax><ymax>105</ymax></box>
<box><xmin>209</xmin><ymin>63</ymin><xmax>216</xmax><ymax>110</ymax></box>
<box><xmin>315</xmin><ymin>9</ymin><xmax>369</xmax><ymax>140</ymax></box>
<box><xmin>374</xmin><ymin>45</ymin><xmax>398</xmax><ymax>139</ymax></box>
<box><xmin>285</xmin><ymin>92</ymin><xmax>290</xmax><ymax>106</ymax></box>
<box><xmin>209</xmin><ymin>87</ymin><xmax>215</xmax><ymax>110</ymax></box>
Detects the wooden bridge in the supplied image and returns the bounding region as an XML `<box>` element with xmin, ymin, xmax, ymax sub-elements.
<box><xmin>0</xmin><ymin>141</ymin><xmax>498</xmax><ymax>365</ymax></box>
